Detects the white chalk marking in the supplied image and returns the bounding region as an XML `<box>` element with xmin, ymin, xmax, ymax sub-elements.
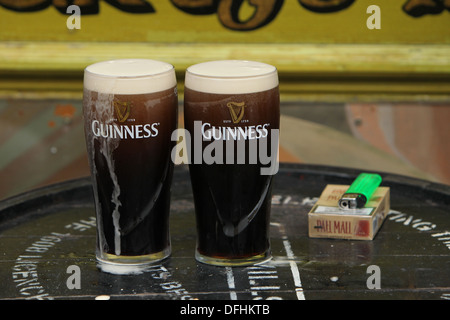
<box><xmin>225</xmin><ymin>267</ymin><xmax>237</xmax><ymax>300</ymax></box>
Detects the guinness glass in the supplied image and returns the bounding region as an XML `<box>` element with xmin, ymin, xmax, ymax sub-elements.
<box><xmin>83</xmin><ymin>59</ymin><xmax>177</xmax><ymax>268</ymax></box>
<box><xmin>184</xmin><ymin>60</ymin><xmax>280</xmax><ymax>266</ymax></box>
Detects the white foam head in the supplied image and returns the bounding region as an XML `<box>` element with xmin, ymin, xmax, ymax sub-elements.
<box><xmin>84</xmin><ymin>59</ymin><xmax>176</xmax><ymax>94</ymax></box>
<box><xmin>185</xmin><ymin>60</ymin><xmax>278</xmax><ymax>94</ymax></box>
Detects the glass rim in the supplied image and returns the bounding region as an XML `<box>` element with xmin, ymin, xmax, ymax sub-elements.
<box><xmin>186</xmin><ymin>60</ymin><xmax>277</xmax><ymax>79</ymax></box>
<box><xmin>83</xmin><ymin>59</ymin><xmax>177</xmax><ymax>94</ymax></box>
<box><xmin>84</xmin><ymin>59</ymin><xmax>175</xmax><ymax>79</ymax></box>
<box><xmin>185</xmin><ymin>60</ymin><xmax>278</xmax><ymax>94</ymax></box>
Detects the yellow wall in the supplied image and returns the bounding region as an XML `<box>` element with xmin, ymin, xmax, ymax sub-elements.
<box><xmin>1</xmin><ymin>1</ymin><xmax>449</xmax><ymax>43</ymax></box>
<box><xmin>0</xmin><ymin>0</ymin><xmax>449</xmax><ymax>101</ymax></box>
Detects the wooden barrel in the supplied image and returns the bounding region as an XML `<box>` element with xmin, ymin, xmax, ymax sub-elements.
<box><xmin>1</xmin><ymin>163</ymin><xmax>449</xmax><ymax>300</ymax></box>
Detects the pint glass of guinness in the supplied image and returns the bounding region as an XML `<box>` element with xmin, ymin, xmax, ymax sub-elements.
<box><xmin>83</xmin><ymin>59</ymin><xmax>177</xmax><ymax>267</ymax></box>
<box><xmin>184</xmin><ymin>60</ymin><xmax>280</xmax><ymax>266</ymax></box>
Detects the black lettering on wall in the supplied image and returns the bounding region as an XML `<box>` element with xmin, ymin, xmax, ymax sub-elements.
<box><xmin>53</xmin><ymin>0</ymin><xmax>99</xmax><ymax>15</ymax></box>
<box><xmin>104</xmin><ymin>0</ymin><xmax>155</xmax><ymax>14</ymax></box>
<box><xmin>0</xmin><ymin>0</ymin><xmax>51</xmax><ymax>12</ymax></box>
<box><xmin>217</xmin><ymin>0</ymin><xmax>284</xmax><ymax>31</ymax></box>
<box><xmin>297</xmin><ymin>0</ymin><xmax>355</xmax><ymax>13</ymax></box>
<box><xmin>402</xmin><ymin>0</ymin><xmax>448</xmax><ymax>18</ymax></box>
<box><xmin>0</xmin><ymin>0</ymin><xmax>154</xmax><ymax>14</ymax></box>
<box><xmin>170</xmin><ymin>0</ymin><xmax>219</xmax><ymax>15</ymax></box>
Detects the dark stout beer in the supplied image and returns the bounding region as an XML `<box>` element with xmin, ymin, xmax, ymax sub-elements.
<box><xmin>83</xmin><ymin>59</ymin><xmax>177</xmax><ymax>267</ymax></box>
<box><xmin>184</xmin><ymin>60</ymin><xmax>280</xmax><ymax>266</ymax></box>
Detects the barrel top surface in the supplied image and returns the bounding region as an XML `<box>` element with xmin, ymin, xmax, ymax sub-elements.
<box><xmin>1</xmin><ymin>163</ymin><xmax>449</xmax><ymax>300</ymax></box>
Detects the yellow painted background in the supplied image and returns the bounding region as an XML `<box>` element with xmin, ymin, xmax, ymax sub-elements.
<box><xmin>0</xmin><ymin>1</ymin><xmax>449</xmax><ymax>101</ymax></box>
<box><xmin>0</xmin><ymin>1</ymin><xmax>449</xmax><ymax>44</ymax></box>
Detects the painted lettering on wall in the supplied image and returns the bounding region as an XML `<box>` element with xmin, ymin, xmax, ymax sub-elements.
<box><xmin>0</xmin><ymin>0</ymin><xmax>448</xmax><ymax>31</ymax></box>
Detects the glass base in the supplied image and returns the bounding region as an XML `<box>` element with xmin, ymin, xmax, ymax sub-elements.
<box><xmin>195</xmin><ymin>249</ymin><xmax>271</xmax><ymax>267</ymax></box>
<box><xmin>96</xmin><ymin>247</ymin><xmax>171</xmax><ymax>274</ymax></box>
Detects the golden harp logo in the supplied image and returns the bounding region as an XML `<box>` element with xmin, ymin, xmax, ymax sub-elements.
<box><xmin>114</xmin><ymin>99</ymin><xmax>132</xmax><ymax>123</ymax></box>
<box><xmin>227</xmin><ymin>102</ymin><xmax>246</xmax><ymax>124</ymax></box>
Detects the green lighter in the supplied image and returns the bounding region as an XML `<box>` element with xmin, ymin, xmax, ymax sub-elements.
<box><xmin>338</xmin><ymin>173</ymin><xmax>382</xmax><ymax>209</ymax></box>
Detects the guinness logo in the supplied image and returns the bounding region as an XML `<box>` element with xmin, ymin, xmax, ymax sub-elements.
<box><xmin>227</xmin><ymin>102</ymin><xmax>246</xmax><ymax>124</ymax></box>
<box><xmin>114</xmin><ymin>99</ymin><xmax>132</xmax><ymax>123</ymax></box>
